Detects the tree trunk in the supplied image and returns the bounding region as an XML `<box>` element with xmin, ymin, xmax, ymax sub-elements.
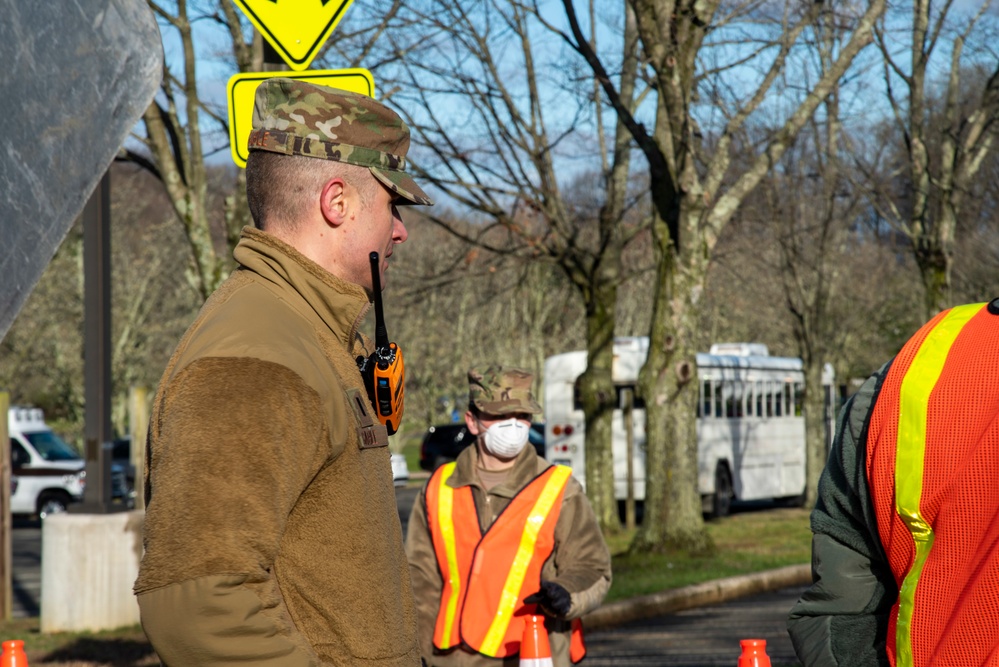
<box><xmin>580</xmin><ymin>279</ymin><xmax>622</xmax><ymax>533</ymax></box>
<box><xmin>913</xmin><ymin>234</ymin><xmax>952</xmax><ymax>319</ymax></box>
<box><xmin>632</xmin><ymin>256</ymin><xmax>713</xmax><ymax>554</ymax></box>
<box><xmin>802</xmin><ymin>359</ymin><xmax>826</xmax><ymax>508</ymax></box>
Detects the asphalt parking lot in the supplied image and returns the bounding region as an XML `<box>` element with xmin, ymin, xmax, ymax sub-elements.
<box><xmin>11</xmin><ymin>487</ymin><xmax>806</xmax><ymax>665</ymax></box>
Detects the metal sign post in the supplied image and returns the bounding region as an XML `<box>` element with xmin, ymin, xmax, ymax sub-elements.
<box><xmin>78</xmin><ymin>171</ymin><xmax>115</xmax><ymax>513</ymax></box>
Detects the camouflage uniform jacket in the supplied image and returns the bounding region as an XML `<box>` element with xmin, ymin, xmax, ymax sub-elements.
<box><xmin>406</xmin><ymin>444</ymin><xmax>612</xmax><ymax>667</ymax></box>
<box><xmin>135</xmin><ymin>227</ymin><xmax>420</xmax><ymax>666</ymax></box>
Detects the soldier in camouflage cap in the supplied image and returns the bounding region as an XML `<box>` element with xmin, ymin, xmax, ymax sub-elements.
<box><xmin>138</xmin><ymin>78</ymin><xmax>427</xmax><ymax>664</ymax></box>
<box><xmin>249</xmin><ymin>78</ymin><xmax>432</xmax><ymax>206</ymax></box>
<box><xmin>405</xmin><ymin>363</ymin><xmax>611</xmax><ymax>666</ymax></box>
<box><xmin>467</xmin><ymin>365</ymin><xmax>543</xmax><ymax>416</ymax></box>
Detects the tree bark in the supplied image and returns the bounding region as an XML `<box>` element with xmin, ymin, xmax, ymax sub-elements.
<box><xmin>633</xmin><ymin>257</ymin><xmax>713</xmax><ymax>553</ymax></box>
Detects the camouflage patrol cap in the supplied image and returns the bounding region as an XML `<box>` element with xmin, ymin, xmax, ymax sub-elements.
<box><xmin>248</xmin><ymin>78</ymin><xmax>433</xmax><ymax>206</ymax></box>
<box><xmin>468</xmin><ymin>365</ymin><xmax>543</xmax><ymax>416</ymax></box>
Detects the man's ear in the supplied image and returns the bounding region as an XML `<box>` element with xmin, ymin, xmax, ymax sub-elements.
<box><xmin>320</xmin><ymin>177</ymin><xmax>348</xmax><ymax>227</ymax></box>
<box><xmin>465</xmin><ymin>410</ymin><xmax>481</xmax><ymax>436</ymax></box>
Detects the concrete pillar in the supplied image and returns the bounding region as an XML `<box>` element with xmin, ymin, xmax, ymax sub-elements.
<box><xmin>41</xmin><ymin>510</ymin><xmax>143</xmax><ymax>633</ymax></box>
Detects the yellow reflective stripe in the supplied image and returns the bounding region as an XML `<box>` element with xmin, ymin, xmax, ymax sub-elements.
<box><xmin>480</xmin><ymin>466</ymin><xmax>572</xmax><ymax>656</ymax></box>
<box><xmin>894</xmin><ymin>303</ymin><xmax>980</xmax><ymax>667</ymax></box>
<box><xmin>436</xmin><ymin>462</ymin><xmax>460</xmax><ymax>649</ymax></box>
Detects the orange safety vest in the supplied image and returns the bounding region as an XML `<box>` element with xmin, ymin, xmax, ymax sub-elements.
<box><xmin>425</xmin><ymin>462</ymin><xmax>585</xmax><ymax>661</ymax></box>
<box><xmin>866</xmin><ymin>301</ymin><xmax>999</xmax><ymax>667</ymax></box>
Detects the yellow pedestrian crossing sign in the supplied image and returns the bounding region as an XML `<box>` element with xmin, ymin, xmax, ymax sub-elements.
<box><xmin>231</xmin><ymin>0</ymin><xmax>356</xmax><ymax>71</ymax></box>
<box><xmin>226</xmin><ymin>69</ymin><xmax>375</xmax><ymax>168</ymax></box>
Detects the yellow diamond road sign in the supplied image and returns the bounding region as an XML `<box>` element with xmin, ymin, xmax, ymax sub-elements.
<box><xmin>232</xmin><ymin>0</ymin><xmax>355</xmax><ymax>71</ymax></box>
<box><xmin>226</xmin><ymin>69</ymin><xmax>375</xmax><ymax>168</ymax></box>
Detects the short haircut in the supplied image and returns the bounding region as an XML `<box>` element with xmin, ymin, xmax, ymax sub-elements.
<box><xmin>245</xmin><ymin>152</ymin><xmax>378</xmax><ymax>232</ymax></box>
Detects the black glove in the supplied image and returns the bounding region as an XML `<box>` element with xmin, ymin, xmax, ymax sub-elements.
<box><xmin>524</xmin><ymin>580</ymin><xmax>572</xmax><ymax>618</ymax></box>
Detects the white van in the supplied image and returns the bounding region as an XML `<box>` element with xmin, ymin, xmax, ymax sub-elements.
<box><xmin>7</xmin><ymin>406</ymin><xmax>128</xmax><ymax>518</ymax></box>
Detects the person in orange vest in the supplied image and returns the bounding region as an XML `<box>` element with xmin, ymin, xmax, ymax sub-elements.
<box><xmin>406</xmin><ymin>365</ymin><xmax>612</xmax><ymax>666</ymax></box>
<box><xmin>787</xmin><ymin>300</ymin><xmax>999</xmax><ymax>666</ymax></box>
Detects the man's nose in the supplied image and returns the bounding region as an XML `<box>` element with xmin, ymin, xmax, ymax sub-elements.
<box><xmin>393</xmin><ymin>208</ymin><xmax>408</xmax><ymax>243</ymax></box>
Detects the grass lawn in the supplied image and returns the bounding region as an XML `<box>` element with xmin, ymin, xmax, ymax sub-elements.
<box><xmin>606</xmin><ymin>505</ymin><xmax>812</xmax><ymax>603</ymax></box>
<box><xmin>0</xmin><ymin>505</ymin><xmax>811</xmax><ymax>665</ymax></box>
<box><xmin>0</xmin><ymin>618</ymin><xmax>157</xmax><ymax>666</ymax></box>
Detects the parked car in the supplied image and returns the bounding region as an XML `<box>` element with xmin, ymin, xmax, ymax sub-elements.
<box><xmin>8</xmin><ymin>406</ymin><xmax>130</xmax><ymax>518</ymax></box>
<box><xmin>112</xmin><ymin>436</ymin><xmax>138</xmax><ymax>501</ymax></box>
<box><xmin>419</xmin><ymin>422</ymin><xmax>545</xmax><ymax>472</ymax></box>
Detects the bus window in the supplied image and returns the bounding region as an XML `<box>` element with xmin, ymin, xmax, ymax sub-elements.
<box><xmin>794</xmin><ymin>382</ymin><xmax>805</xmax><ymax>416</ymax></box>
<box><xmin>699</xmin><ymin>380</ymin><xmax>708</xmax><ymax>418</ymax></box>
<box><xmin>713</xmin><ymin>381</ymin><xmax>723</xmax><ymax>418</ymax></box>
<box><xmin>755</xmin><ymin>381</ymin><xmax>763</xmax><ymax>418</ymax></box>
<box><xmin>725</xmin><ymin>381</ymin><xmax>745</xmax><ymax>418</ymax></box>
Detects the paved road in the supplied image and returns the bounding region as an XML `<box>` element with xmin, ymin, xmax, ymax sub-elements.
<box><xmin>11</xmin><ymin>516</ymin><xmax>42</xmax><ymax>618</ymax></box>
<box><xmin>585</xmin><ymin>585</ymin><xmax>804</xmax><ymax>666</ymax></box>
<box><xmin>11</xmin><ymin>486</ymin><xmax>806</xmax><ymax>666</ymax></box>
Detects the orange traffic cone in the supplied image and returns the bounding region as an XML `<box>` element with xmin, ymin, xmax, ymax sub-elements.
<box><xmin>737</xmin><ymin>638</ymin><xmax>771</xmax><ymax>667</ymax></box>
<box><xmin>520</xmin><ymin>614</ymin><xmax>554</xmax><ymax>667</ymax></box>
<box><xmin>0</xmin><ymin>639</ymin><xmax>29</xmax><ymax>667</ymax></box>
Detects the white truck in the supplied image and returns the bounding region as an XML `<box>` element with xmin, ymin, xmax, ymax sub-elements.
<box><xmin>7</xmin><ymin>406</ymin><xmax>128</xmax><ymax>518</ymax></box>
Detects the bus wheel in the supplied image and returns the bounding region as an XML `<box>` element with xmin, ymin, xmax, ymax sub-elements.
<box><xmin>709</xmin><ymin>465</ymin><xmax>733</xmax><ymax>519</ymax></box>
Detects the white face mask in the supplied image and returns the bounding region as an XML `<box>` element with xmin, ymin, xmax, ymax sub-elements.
<box><xmin>481</xmin><ymin>418</ymin><xmax>531</xmax><ymax>459</ymax></box>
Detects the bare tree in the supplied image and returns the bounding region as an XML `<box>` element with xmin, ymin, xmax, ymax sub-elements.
<box><xmin>123</xmin><ymin>0</ymin><xmax>240</xmax><ymax>301</ymax></box>
<box><xmin>864</xmin><ymin>0</ymin><xmax>999</xmax><ymax>318</ymax></box>
<box><xmin>383</xmin><ymin>0</ymin><xmax>646</xmax><ymax>530</ymax></box>
<box><xmin>951</xmin><ymin>150</ymin><xmax>999</xmax><ymax>302</ymax></box>
<box><xmin>387</xmin><ymin>212</ymin><xmax>583</xmax><ymax>436</ymax></box>
<box><xmin>560</xmin><ymin>0</ymin><xmax>887</xmax><ymax>552</ymax></box>
<box><xmin>768</xmin><ymin>9</ymin><xmax>873</xmax><ymax>506</ymax></box>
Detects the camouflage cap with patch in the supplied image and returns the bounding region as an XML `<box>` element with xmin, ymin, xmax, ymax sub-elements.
<box><xmin>248</xmin><ymin>78</ymin><xmax>433</xmax><ymax>206</ymax></box>
<box><xmin>468</xmin><ymin>365</ymin><xmax>543</xmax><ymax>416</ymax></box>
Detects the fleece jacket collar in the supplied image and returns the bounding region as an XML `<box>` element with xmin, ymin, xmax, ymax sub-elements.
<box><xmin>234</xmin><ymin>226</ymin><xmax>370</xmax><ymax>349</ymax></box>
<box><xmin>448</xmin><ymin>442</ymin><xmax>547</xmax><ymax>500</ymax></box>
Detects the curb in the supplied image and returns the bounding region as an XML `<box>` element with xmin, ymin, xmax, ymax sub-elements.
<box><xmin>582</xmin><ymin>563</ymin><xmax>811</xmax><ymax>631</ymax></box>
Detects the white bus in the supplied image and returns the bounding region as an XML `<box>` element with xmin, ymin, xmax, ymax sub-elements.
<box><xmin>543</xmin><ymin>338</ymin><xmax>835</xmax><ymax>517</ymax></box>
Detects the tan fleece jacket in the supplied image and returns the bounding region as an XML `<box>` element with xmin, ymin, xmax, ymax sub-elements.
<box><xmin>135</xmin><ymin>227</ymin><xmax>420</xmax><ymax>666</ymax></box>
<box><xmin>406</xmin><ymin>445</ymin><xmax>612</xmax><ymax>667</ymax></box>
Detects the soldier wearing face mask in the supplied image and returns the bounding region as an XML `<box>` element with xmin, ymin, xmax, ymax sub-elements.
<box><xmin>405</xmin><ymin>365</ymin><xmax>612</xmax><ymax>667</ymax></box>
